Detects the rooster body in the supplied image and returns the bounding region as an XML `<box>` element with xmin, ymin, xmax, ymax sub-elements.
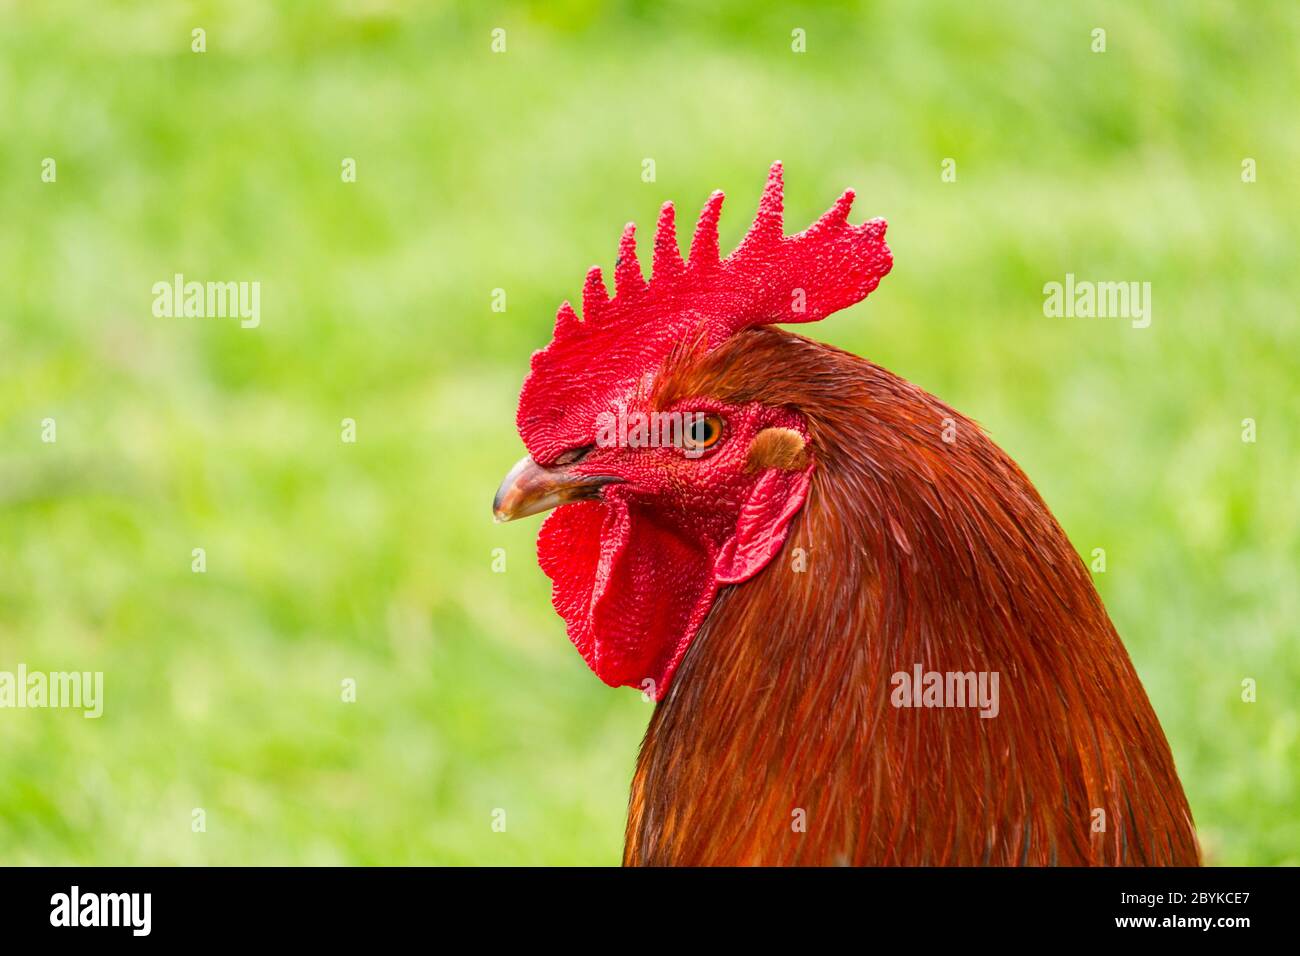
<box><xmin>495</xmin><ymin>164</ymin><xmax>1198</xmax><ymax>866</ymax></box>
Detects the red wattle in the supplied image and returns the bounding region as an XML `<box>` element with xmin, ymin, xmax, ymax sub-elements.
<box><xmin>536</xmin><ymin>461</ymin><xmax>812</xmax><ymax>699</ymax></box>
<box><xmin>538</xmin><ymin>497</ymin><xmax>717</xmax><ymax>698</ymax></box>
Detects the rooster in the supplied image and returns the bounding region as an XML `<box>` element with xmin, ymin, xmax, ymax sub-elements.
<box><xmin>493</xmin><ymin>163</ymin><xmax>1198</xmax><ymax>866</ymax></box>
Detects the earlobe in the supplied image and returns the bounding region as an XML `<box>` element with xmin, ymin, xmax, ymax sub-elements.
<box><xmin>713</xmin><ymin>464</ymin><xmax>813</xmax><ymax>585</ymax></box>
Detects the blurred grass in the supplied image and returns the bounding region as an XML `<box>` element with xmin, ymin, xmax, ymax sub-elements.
<box><xmin>0</xmin><ymin>0</ymin><xmax>1296</xmax><ymax>864</ymax></box>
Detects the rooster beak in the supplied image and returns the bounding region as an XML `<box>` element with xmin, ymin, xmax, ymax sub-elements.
<box><xmin>492</xmin><ymin>454</ymin><xmax>622</xmax><ymax>523</ymax></box>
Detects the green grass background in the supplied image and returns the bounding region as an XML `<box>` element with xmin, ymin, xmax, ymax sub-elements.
<box><xmin>0</xmin><ymin>0</ymin><xmax>1296</xmax><ymax>865</ymax></box>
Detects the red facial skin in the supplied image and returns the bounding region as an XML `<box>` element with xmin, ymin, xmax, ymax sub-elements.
<box><xmin>537</xmin><ymin>397</ymin><xmax>811</xmax><ymax>698</ymax></box>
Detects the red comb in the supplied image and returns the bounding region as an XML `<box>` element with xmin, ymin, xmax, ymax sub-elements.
<box><xmin>517</xmin><ymin>162</ymin><xmax>892</xmax><ymax>463</ymax></box>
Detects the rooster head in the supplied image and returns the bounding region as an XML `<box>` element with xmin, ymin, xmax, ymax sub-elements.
<box><xmin>494</xmin><ymin>163</ymin><xmax>892</xmax><ymax>698</ymax></box>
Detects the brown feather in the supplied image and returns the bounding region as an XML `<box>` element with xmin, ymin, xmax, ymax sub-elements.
<box><xmin>625</xmin><ymin>328</ymin><xmax>1198</xmax><ymax>866</ymax></box>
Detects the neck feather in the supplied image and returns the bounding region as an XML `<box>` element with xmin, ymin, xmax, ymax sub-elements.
<box><xmin>625</xmin><ymin>330</ymin><xmax>1197</xmax><ymax>865</ymax></box>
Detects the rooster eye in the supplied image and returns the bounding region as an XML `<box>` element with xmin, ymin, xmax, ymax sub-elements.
<box><xmin>682</xmin><ymin>413</ymin><xmax>724</xmax><ymax>452</ymax></box>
